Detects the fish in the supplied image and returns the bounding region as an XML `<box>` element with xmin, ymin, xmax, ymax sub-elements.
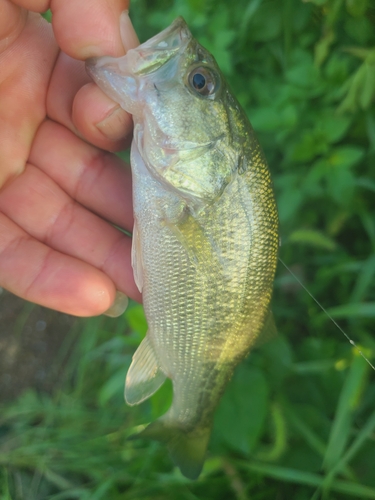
<box><xmin>86</xmin><ymin>16</ymin><xmax>279</xmax><ymax>480</ymax></box>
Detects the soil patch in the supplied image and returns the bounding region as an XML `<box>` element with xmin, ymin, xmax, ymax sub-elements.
<box><xmin>0</xmin><ymin>288</ymin><xmax>77</xmax><ymax>402</ymax></box>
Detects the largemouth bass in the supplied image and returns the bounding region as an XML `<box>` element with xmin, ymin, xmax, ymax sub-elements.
<box><xmin>86</xmin><ymin>17</ymin><xmax>279</xmax><ymax>479</ymax></box>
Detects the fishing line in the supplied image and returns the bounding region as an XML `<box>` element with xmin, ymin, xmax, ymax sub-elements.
<box><xmin>278</xmin><ymin>257</ymin><xmax>375</xmax><ymax>372</ymax></box>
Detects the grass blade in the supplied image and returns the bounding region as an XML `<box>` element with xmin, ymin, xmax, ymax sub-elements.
<box><xmin>238</xmin><ymin>461</ymin><xmax>375</xmax><ymax>499</ymax></box>
<box><xmin>323</xmin><ymin>408</ymin><xmax>375</xmax><ymax>489</ymax></box>
<box><xmin>326</xmin><ymin>302</ymin><xmax>375</xmax><ymax>319</ymax></box>
<box><xmin>323</xmin><ymin>354</ymin><xmax>369</xmax><ymax>471</ymax></box>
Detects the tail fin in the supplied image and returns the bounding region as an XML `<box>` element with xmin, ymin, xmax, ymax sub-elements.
<box><xmin>130</xmin><ymin>420</ymin><xmax>211</xmax><ymax>480</ymax></box>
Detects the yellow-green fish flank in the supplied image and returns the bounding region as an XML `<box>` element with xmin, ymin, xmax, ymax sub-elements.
<box><xmin>86</xmin><ymin>17</ymin><xmax>279</xmax><ymax>479</ymax></box>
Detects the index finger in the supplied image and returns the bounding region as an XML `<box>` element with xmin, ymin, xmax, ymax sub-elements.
<box><xmin>47</xmin><ymin>0</ymin><xmax>139</xmax><ymax>152</ymax></box>
<box><xmin>9</xmin><ymin>0</ymin><xmax>137</xmax><ymax>58</ymax></box>
<box><xmin>50</xmin><ymin>0</ymin><xmax>133</xmax><ymax>59</ymax></box>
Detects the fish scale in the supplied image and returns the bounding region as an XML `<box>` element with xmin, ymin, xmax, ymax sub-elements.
<box><xmin>86</xmin><ymin>16</ymin><xmax>278</xmax><ymax>479</ymax></box>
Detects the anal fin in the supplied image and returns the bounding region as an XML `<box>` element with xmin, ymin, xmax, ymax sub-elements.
<box><xmin>125</xmin><ymin>334</ymin><xmax>166</xmax><ymax>406</ymax></box>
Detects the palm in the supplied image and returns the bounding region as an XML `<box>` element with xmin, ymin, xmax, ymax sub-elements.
<box><xmin>0</xmin><ymin>4</ymin><xmax>140</xmax><ymax>315</ymax></box>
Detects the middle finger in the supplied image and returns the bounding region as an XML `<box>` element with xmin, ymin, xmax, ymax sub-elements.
<box><xmin>0</xmin><ymin>159</ymin><xmax>140</xmax><ymax>301</ymax></box>
<box><xmin>47</xmin><ymin>51</ymin><xmax>133</xmax><ymax>151</ymax></box>
<box><xmin>29</xmin><ymin>119</ymin><xmax>133</xmax><ymax>231</ymax></box>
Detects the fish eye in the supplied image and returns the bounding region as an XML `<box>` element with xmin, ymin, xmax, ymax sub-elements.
<box><xmin>188</xmin><ymin>66</ymin><xmax>217</xmax><ymax>97</ymax></box>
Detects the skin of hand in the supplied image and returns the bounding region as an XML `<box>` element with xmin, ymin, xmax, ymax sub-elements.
<box><xmin>0</xmin><ymin>0</ymin><xmax>142</xmax><ymax>317</ymax></box>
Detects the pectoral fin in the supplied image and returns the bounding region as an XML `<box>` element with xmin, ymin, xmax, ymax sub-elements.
<box><xmin>131</xmin><ymin>220</ymin><xmax>144</xmax><ymax>292</ymax></box>
<box><xmin>168</xmin><ymin>215</ymin><xmax>224</xmax><ymax>271</ymax></box>
<box><xmin>125</xmin><ymin>335</ymin><xmax>166</xmax><ymax>405</ymax></box>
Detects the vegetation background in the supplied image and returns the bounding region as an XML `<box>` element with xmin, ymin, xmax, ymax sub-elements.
<box><xmin>1</xmin><ymin>0</ymin><xmax>375</xmax><ymax>498</ymax></box>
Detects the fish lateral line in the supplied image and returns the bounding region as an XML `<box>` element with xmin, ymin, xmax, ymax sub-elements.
<box><xmin>278</xmin><ymin>257</ymin><xmax>375</xmax><ymax>372</ymax></box>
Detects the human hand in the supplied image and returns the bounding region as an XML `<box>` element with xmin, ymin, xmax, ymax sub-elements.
<box><xmin>0</xmin><ymin>0</ymin><xmax>141</xmax><ymax>317</ymax></box>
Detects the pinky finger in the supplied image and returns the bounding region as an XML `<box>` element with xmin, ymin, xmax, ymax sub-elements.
<box><xmin>0</xmin><ymin>213</ymin><xmax>117</xmax><ymax>316</ymax></box>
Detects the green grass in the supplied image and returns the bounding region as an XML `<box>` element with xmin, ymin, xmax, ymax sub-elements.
<box><xmin>1</xmin><ymin>301</ymin><xmax>375</xmax><ymax>499</ymax></box>
<box><xmin>2</xmin><ymin>0</ymin><xmax>375</xmax><ymax>498</ymax></box>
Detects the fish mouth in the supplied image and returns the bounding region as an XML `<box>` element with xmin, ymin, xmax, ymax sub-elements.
<box><xmin>131</xmin><ymin>17</ymin><xmax>192</xmax><ymax>75</ymax></box>
<box><xmin>141</xmin><ymin>16</ymin><xmax>189</xmax><ymax>48</ymax></box>
<box><xmin>87</xmin><ymin>17</ymin><xmax>193</xmax><ymax>80</ymax></box>
<box><xmin>86</xmin><ymin>17</ymin><xmax>194</xmax><ymax>112</ymax></box>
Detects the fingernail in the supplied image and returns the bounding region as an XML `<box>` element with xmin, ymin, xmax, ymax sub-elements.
<box><xmin>96</xmin><ymin>105</ymin><xmax>132</xmax><ymax>141</ymax></box>
<box><xmin>119</xmin><ymin>10</ymin><xmax>139</xmax><ymax>51</ymax></box>
<box><xmin>103</xmin><ymin>290</ymin><xmax>129</xmax><ymax>317</ymax></box>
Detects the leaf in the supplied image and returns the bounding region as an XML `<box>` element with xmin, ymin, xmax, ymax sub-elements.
<box><xmin>326</xmin><ymin>167</ymin><xmax>355</xmax><ymax>205</ymax></box>
<box><xmin>303</xmin><ymin>0</ymin><xmax>328</xmax><ymax>5</ymax></box>
<box><xmin>344</xmin><ymin>17</ymin><xmax>374</xmax><ymax>45</ymax></box>
<box><xmin>41</xmin><ymin>11</ymin><xmax>52</xmax><ymax>22</ymax></box>
<box><xmin>314</xmin><ymin>28</ymin><xmax>335</xmax><ymax>67</ymax></box>
<box><xmin>248</xmin><ymin>0</ymin><xmax>282</xmax><ymax>41</ymax></box>
<box><xmin>356</xmin><ymin>177</ymin><xmax>375</xmax><ymax>192</ymax></box>
<box><xmin>325</xmin><ymin>302</ymin><xmax>375</xmax><ymax>318</ymax></box>
<box><xmin>288</xmin><ymin>229</ymin><xmax>337</xmax><ymax>251</ymax></box>
<box><xmin>346</xmin><ymin>0</ymin><xmax>368</xmax><ymax>17</ymax></box>
<box><xmin>337</xmin><ymin>63</ymin><xmax>368</xmax><ymax>113</ymax></box>
<box><xmin>214</xmin><ymin>29</ymin><xmax>236</xmax><ymax>49</ymax></box>
<box><xmin>98</xmin><ymin>367</ymin><xmax>128</xmax><ymax>406</ymax></box>
<box><xmin>318</xmin><ymin>114</ymin><xmax>351</xmax><ymax>144</ymax></box>
<box><xmin>239</xmin><ymin>0</ymin><xmax>263</xmax><ymax>34</ymax></box>
<box><xmin>360</xmin><ymin>61</ymin><xmax>375</xmax><ymax>109</ymax></box>
<box><xmin>328</xmin><ymin>145</ymin><xmax>365</xmax><ymax>168</ymax></box>
<box><xmin>214</xmin><ymin>365</ymin><xmax>269</xmax><ymax>455</ymax></box>
<box><xmin>286</xmin><ymin>60</ymin><xmax>320</xmax><ymax>88</ymax></box>
<box><xmin>359</xmin><ymin>210</ymin><xmax>375</xmax><ymax>248</ymax></box>
<box><xmin>344</xmin><ymin>46</ymin><xmax>372</xmax><ymax>61</ymax></box>
<box><xmin>250</xmin><ymin>107</ymin><xmax>281</xmax><ymax>132</ymax></box>
<box><xmin>291</xmin><ymin>130</ymin><xmax>328</xmax><ymax>162</ymax></box>
<box><xmin>258</xmin><ymin>335</ymin><xmax>292</xmax><ymax>388</ymax></box>
<box><xmin>90</xmin><ymin>479</ymin><xmax>116</xmax><ymax>500</ymax></box>
<box><xmin>277</xmin><ymin>188</ymin><xmax>303</xmax><ymax>223</ymax></box>
<box><xmin>126</xmin><ymin>304</ymin><xmax>148</xmax><ymax>336</ymax></box>
<box><xmin>187</xmin><ymin>0</ymin><xmax>208</xmax><ymax>11</ymax></box>
<box><xmin>149</xmin><ymin>379</ymin><xmax>173</xmax><ymax>420</ymax></box>
<box><xmin>256</xmin><ymin>402</ymin><xmax>287</xmax><ymax>461</ymax></box>
<box><xmin>285</xmin><ymin>404</ymin><xmax>328</xmax><ymax>457</ymax></box>
<box><xmin>350</xmin><ymin>255</ymin><xmax>375</xmax><ymax>303</ymax></box>
<box><xmin>365</xmin><ymin>111</ymin><xmax>375</xmax><ymax>149</ymax></box>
